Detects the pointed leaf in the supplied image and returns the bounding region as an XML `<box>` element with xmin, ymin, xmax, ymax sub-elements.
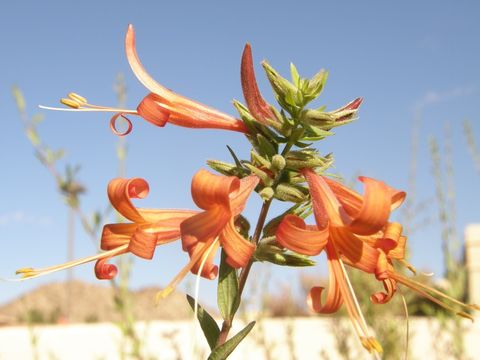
<box><xmin>290</xmin><ymin>63</ymin><xmax>300</xmax><ymax>87</ymax></box>
<box><xmin>226</xmin><ymin>145</ymin><xmax>243</xmax><ymax>169</ymax></box>
<box><xmin>186</xmin><ymin>294</ymin><xmax>220</xmax><ymax>350</ymax></box>
<box><xmin>217</xmin><ymin>250</ymin><xmax>240</xmax><ymax>321</ymax></box>
<box><xmin>208</xmin><ymin>321</ymin><xmax>256</xmax><ymax>360</ymax></box>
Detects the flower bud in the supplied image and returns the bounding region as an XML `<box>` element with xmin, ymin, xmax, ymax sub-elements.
<box><xmin>259</xmin><ymin>187</ymin><xmax>274</xmax><ymax>201</ymax></box>
<box><xmin>271</xmin><ymin>154</ymin><xmax>286</xmax><ymax>171</ymax></box>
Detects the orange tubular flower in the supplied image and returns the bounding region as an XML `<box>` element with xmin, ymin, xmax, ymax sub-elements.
<box><xmin>276</xmin><ymin>168</ymin><xmax>478</xmax><ymax>352</ymax></box>
<box><xmin>240</xmin><ymin>43</ymin><xmax>279</xmax><ymax>126</ymax></box>
<box><xmin>16</xmin><ymin>178</ymin><xmax>198</xmax><ymax>281</ymax></box>
<box><xmin>41</xmin><ymin>25</ymin><xmax>247</xmax><ymax>136</ymax></box>
<box><xmin>157</xmin><ymin>169</ymin><xmax>259</xmax><ymax>298</ymax></box>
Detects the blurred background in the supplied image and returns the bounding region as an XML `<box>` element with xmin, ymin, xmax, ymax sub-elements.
<box><xmin>1</xmin><ymin>1</ymin><xmax>479</xmax><ymax>359</ymax></box>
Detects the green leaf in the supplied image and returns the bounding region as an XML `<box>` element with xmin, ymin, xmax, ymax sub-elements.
<box><xmin>208</xmin><ymin>321</ymin><xmax>256</xmax><ymax>360</ymax></box>
<box><xmin>186</xmin><ymin>294</ymin><xmax>220</xmax><ymax>350</ymax></box>
<box><xmin>256</xmin><ymin>133</ymin><xmax>277</xmax><ymax>157</ymax></box>
<box><xmin>217</xmin><ymin>250</ymin><xmax>240</xmax><ymax>321</ymax></box>
<box><xmin>290</xmin><ymin>63</ymin><xmax>300</xmax><ymax>87</ymax></box>
<box><xmin>226</xmin><ymin>145</ymin><xmax>243</xmax><ymax>169</ymax></box>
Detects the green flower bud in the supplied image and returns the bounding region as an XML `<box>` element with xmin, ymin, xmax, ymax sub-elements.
<box><xmin>275</xmin><ymin>183</ymin><xmax>307</xmax><ymax>202</ymax></box>
<box><xmin>259</xmin><ymin>187</ymin><xmax>274</xmax><ymax>201</ymax></box>
<box><xmin>271</xmin><ymin>154</ymin><xmax>286</xmax><ymax>171</ymax></box>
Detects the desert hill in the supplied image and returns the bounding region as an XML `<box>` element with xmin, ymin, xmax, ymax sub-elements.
<box><xmin>0</xmin><ymin>280</ymin><xmax>192</xmax><ymax>326</ymax></box>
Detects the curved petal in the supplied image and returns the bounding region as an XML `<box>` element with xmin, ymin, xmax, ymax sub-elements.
<box><xmin>346</xmin><ymin>177</ymin><xmax>391</xmax><ymax>235</ymax></box>
<box><xmin>125</xmin><ymin>25</ymin><xmax>176</xmax><ymax>102</ymax></box>
<box><xmin>220</xmin><ymin>218</ymin><xmax>255</xmax><ymax>268</ymax></box>
<box><xmin>138</xmin><ymin>208</ymin><xmax>198</xmax><ymax>225</ymax></box>
<box><xmin>241</xmin><ymin>43</ymin><xmax>276</xmax><ymax>124</ymax></box>
<box><xmin>94</xmin><ymin>257</ymin><xmax>118</xmax><ymax>280</ymax></box>
<box><xmin>324</xmin><ymin>175</ymin><xmax>406</xmax><ymax>214</ymax></box>
<box><xmin>375</xmin><ymin>222</ymin><xmax>403</xmax><ymax>252</ymax></box>
<box><xmin>388</xmin><ymin>235</ymin><xmax>407</xmax><ymax>260</ymax></box>
<box><xmin>180</xmin><ymin>206</ymin><xmax>230</xmax><ymax>251</ymax></box>
<box><xmin>330</xmin><ymin>227</ymin><xmax>379</xmax><ymax>273</ymax></box>
<box><xmin>191</xmin><ymin>169</ymin><xmax>239</xmax><ymax>211</ymax></box>
<box><xmin>276</xmin><ymin>215</ymin><xmax>329</xmax><ymax>256</ymax></box>
<box><xmin>127</xmin><ymin>227</ymin><xmax>158</xmax><ymax>260</ymax></box>
<box><xmin>101</xmin><ymin>223</ymin><xmax>137</xmax><ymax>250</ymax></box>
<box><xmin>307</xmin><ymin>256</ymin><xmax>343</xmax><ymax>314</ymax></box>
<box><xmin>108</xmin><ymin>178</ymin><xmax>149</xmax><ymax>223</ymax></box>
<box><xmin>126</xmin><ymin>25</ymin><xmax>247</xmax><ymax>133</ymax></box>
<box><xmin>302</xmin><ymin>169</ymin><xmax>350</xmax><ymax>228</ymax></box>
<box><xmin>188</xmin><ymin>239</ymin><xmax>220</xmax><ymax>279</ymax></box>
<box><xmin>230</xmin><ymin>175</ymin><xmax>259</xmax><ymax>216</ymax></box>
<box><xmin>136</xmin><ymin>93</ymin><xmax>170</xmax><ymax>127</ymax></box>
<box><xmin>371</xmin><ymin>278</ymin><xmax>397</xmax><ymax>304</ymax></box>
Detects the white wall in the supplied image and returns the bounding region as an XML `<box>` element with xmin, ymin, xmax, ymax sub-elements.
<box><xmin>0</xmin><ymin>317</ymin><xmax>478</xmax><ymax>360</ymax></box>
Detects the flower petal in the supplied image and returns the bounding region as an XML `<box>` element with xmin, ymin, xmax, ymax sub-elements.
<box><xmin>188</xmin><ymin>239</ymin><xmax>220</xmax><ymax>279</ymax></box>
<box><xmin>230</xmin><ymin>175</ymin><xmax>259</xmax><ymax>216</ymax></box>
<box><xmin>302</xmin><ymin>169</ymin><xmax>350</xmax><ymax>228</ymax></box>
<box><xmin>136</xmin><ymin>93</ymin><xmax>170</xmax><ymax>127</ymax></box>
<box><xmin>94</xmin><ymin>257</ymin><xmax>118</xmax><ymax>280</ymax></box>
<box><xmin>127</xmin><ymin>227</ymin><xmax>158</xmax><ymax>260</ymax></box>
<box><xmin>108</xmin><ymin>178</ymin><xmax>149</xmax><ymax>223</ymax></box>
<box><xmin>180</xmin><ymin>206</ymin><xmax>230</xmax><ymax>252</ymax></box>
<box><xmin>126</xmin><ymin>25</ymin><xmax>247</xmax><ymax>133</ymax></box>
<box><xmin>330</xmin><ymin>227</ymin><xmax>379</xmax><ymax>273</ymax></box>
<box><xmin>307</xmin><ymin>251</ymin><xmax>343</xmax><ymax>314</ymax></box>
<box><xmin>346</xmin><ymin>177</ymin><xmax>392</xmax><ymax>235</ymax></box>
<box><xmin>191</xmin><ymin>169</ymin><xmax>239</xmax><ymax>211</ymax></box>
<box><xmin>220</xmin><ymin>218</ymin><xmax>255</xmax><ymax>268</ymax></box>
<box><xmin>101</xmin><ymin>223</ymin><xmax>137</xmax><ymax>250</ymax></box>
<box><xmin>276</xmin><ymin>215</ymin><xmax>328</xmax><ymax>256</ymax></box>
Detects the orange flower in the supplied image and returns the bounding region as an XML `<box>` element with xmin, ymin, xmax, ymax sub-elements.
<box><xmin>240</xmin><ymin>43</ymin><xmax>279</xmax><ymax>126</ymax></box>
<box><xmin>16</xmin><ymin>177</ymin><xmax>197</xmax><ymax>280</ymax></box>
<box><xmin>41</xmin><ymin>25</ymin><xmax>247</xmax><ymax>136</ymax></box>
<box><xmin>157</xmin><ymin>169</ymin><xmax>259</xmax><ymax>298</ymax></box>
<box><xmin>276</xmin><ymin>168</ymin><xmax>478</xmax><ymax>353</ymax></box>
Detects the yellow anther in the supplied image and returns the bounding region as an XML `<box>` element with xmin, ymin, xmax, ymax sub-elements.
<box><xmin>470</xmin><ymin>304</ymin><xmax>480</xmax><ymax>311</ymax></box>
<box><xmin>15</xmin><ymin>267</ymin><xmax>34</xmax><ymax>274</ymax></box>
<box><xmin>360</xmin><ymin>337</ymin><xmax>371</xmax><ymax>351</ymax></box>
<box><xmin>400</xmin><ymin>259</ymin><xmax>417</xmax><ymax>275</ymax></box>
<box><xmin>457</xmin><ymin>311</ymin><xmax>474</xmax><ymax>322</ymax></box>
<box><xmin>360</xmin><ymin>337</ymin><xmax>383</xmax><ymax>354</ymax></box>
<box><xmin>60</xmin><ymin>98</ymin><xmax>80</xmax><ymax>109</ymax></box>
<box><xmin>68</xmin><ymin>92</ymin><xmax>87</xmax><ymax>104</ymax></box>
<box><xmin>368</xmin><ymin>337</ymin><xmax>383</xmax><ymax>353</ymax></box>
<box><xmin>156</xmin><ymin>286</ymin><xmax>174</xmax><ymax>303</ymax></box>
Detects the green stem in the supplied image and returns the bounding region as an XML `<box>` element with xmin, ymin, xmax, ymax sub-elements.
<box><xmin>215</xmin><ymin>198</ymin><xmax>273</xmax><ymax>347</ymax></box>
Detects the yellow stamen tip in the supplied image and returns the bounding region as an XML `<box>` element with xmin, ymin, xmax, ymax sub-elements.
<box><xmin>360</xmin><ymin>337</ymin><xmax>383</xmax><ymax>353</ymax></box>
<box><xmin>68</xmin><ymin>92</ymin><xmax>87</xmax><ymax>104</ymax></box>
<box><xmin>369</xmin><ymin>337</ymin><xmax>384</xmax><ymax>353</ymax></box>
<box><xmin>156</xmin><ymin>286</ymin><xmax>174</xmax><ymax>303</ymax></box>
<box><xmin>15</xmin><ymin>267</ymin><xmax>34</xmax><ymax>275</ymax></box>
<box><xmin>60</xmin><ymin>98</ymin><xmax>80</xmax><ymax>109</ymax></box>
<box><xmin>457</xmin><ymin>311</ymin><xmax>474</xmax><ymax>322</ymax></box>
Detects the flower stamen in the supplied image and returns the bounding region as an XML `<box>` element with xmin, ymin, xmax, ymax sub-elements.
<box><xmin>15</xmin><ymin>244</ymin><xmax>128</xmax><ymax>280</ymax></box>
<box><xmin>156</xmin><ymin>237</ymin><xmax>218</xmax><ymax>302</ymax></box>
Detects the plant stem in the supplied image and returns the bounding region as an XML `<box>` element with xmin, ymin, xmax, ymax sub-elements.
<box><xmin>215</xmin><ymin>198</ymin><xmax>273</xmax><ymax>346</ymax></box>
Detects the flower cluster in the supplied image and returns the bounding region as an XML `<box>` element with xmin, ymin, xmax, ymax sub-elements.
<box><xmin>22</xmin><ymin>24</ymin><xmax>478</xmax><ymax>356</ymax></box>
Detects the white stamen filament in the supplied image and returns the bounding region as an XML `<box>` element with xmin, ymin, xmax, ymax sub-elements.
<box><xmin>39</xmin><ymin>105</ymin><xmax>137</xmax><ymax>113</ymax></box>
<box><xmin>191</xmin><ymin>237</ymin><xmax>219</xmax><ymax>359</ymax></box>
<box><xmin>13</xmin><ymin>245</ymin><xmax>128</xmax><ymax>281</ymax></box>
<box><xmin>339</xmin><ymin>258</ymin><xmax>382</xmax><ymax>358</ymax></box>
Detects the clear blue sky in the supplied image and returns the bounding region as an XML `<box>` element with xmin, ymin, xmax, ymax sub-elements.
<box><xmin>1</xmin><ymin>0</ymin><xmax>479</xmax><ymax>306</ymax></box>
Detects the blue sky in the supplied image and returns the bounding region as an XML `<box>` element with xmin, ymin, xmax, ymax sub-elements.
<box><xmin>1</xmin><ymin>0</ymin><xmax>479</xmax><ymax>307</ymax></box>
